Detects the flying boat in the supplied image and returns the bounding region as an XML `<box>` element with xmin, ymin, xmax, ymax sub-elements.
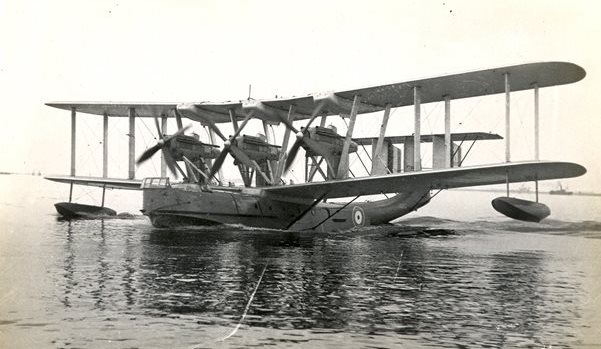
<box><xmin>45</xmin><ymin>62</ymin><xmax>587</xmax><ymax>230</ymax></box>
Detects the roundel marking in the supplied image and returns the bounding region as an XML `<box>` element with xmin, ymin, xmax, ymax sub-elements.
<box><xmin>352</xmin><ymin>206</ymin><xmax>365</xmax><ymax>227</ymax></box>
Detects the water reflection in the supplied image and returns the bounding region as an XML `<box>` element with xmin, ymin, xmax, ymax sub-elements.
<box><xmin>60</xmin><ymin>221</ymin><xmax>75</xmax><ymax>308</ymax></box>
<box><xmin>53</xmin><ymin>221</ymin><xmax>583</xmax><ymax>347</ymax></box>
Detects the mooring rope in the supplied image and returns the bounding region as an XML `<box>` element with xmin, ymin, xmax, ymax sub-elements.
<box><xmin>217</xmin><ymin>264</ymin><xmax>268</xmax><ymax>341</ymax></box>
<box><xmin>394</xmin><ymin>251</ymin><xmax>404</xmax><ymax>279</ymax></box>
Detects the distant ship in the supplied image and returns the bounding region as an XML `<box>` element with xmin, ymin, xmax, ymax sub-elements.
<box><xmin>549</xmin><ymin>182</ymin><xmax>573</xmax><ymax>195</ymax></box>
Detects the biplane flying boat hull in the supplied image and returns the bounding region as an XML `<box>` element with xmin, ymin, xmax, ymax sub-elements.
<box><xmin>141</xmin><ymin>185</ymin><xmax>430</xmax><ymax>231</ymax></box>
<box><xmin>134</xmin><ymin>161</ymin><xmax>585</xmax><ymax>230</ymax></box>
<box><xmin>45</xmin><ymin>62</ymin><xmax>588</xmax><ymax>229</ymax></box>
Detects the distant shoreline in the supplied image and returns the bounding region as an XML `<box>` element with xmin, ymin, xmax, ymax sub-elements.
<box><xmin>454</xmin><ymin>188</ymin><xmax>601</xmax><ymax>197</ymax></box>
<box><xmin>0</xmin><ymin>172</ymin><xmax>42</xmax><ymax>176</ymax></box>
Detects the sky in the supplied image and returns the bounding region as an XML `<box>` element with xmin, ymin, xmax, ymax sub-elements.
<box><xmin>1</xmin><ymin>0</ymin><xmax>600</xmax><ymax>191</ymax></box>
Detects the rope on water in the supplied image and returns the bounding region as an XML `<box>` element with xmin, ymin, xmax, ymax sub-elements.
<box><xmin>217</xmin><ymin>264</ymin><xmax>268</xmax><ymax>342</ymax></box>
<box><xmin>394</xmin><ymin>251</ymin><xmax>404</xmax><ymax>279</ymax></box>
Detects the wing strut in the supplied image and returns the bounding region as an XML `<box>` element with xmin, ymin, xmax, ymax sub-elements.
<box><xmin>70</xmin><ymin>107</ymin><xmax>76</xmax><ymax>201</ymax></box>
<box><xmin>285</xmin><ymin>191</ymin><xmax>330</xmax><ymax>230</ymax></box>
<box><xmin>307</xmin><ymin>195</ymin><xmax>361</xmax><ymax>231</ymax></box>
<box><xmin>336</xmin><ymin>95</ymin><xmax>360</xmax><ymax>178</ymax></box>
<box><xmin>371</xmin><ymin>104</ymin><xmax>391</xmax><ymax>175</ymax></box>
<box><xmin>71</xmin><ymin>107</ymin><xmax>76</xmax><ymax>176</ymax></box>
<box><xmin>103</xmin><ymin>112</ymin><xmax>109</xmax><ymax>178</ymax></box>
<box><xmin>444</xmin><ymin>95</ymin><xmax>451</xmax><ymax>168</ymax></box>
<box><xmin>413</xmin><ymin>86</ymin><xmax>421</xmax><ymax>171</ymax></box>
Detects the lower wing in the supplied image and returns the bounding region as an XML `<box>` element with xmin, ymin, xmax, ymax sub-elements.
<box><xmin>263</xmin><ymin>161</ymin><xmax>586</xmax><ymax>201</ymax></box>
<box><xmin>45</xmin><ymin>175</ymin><xmax>142</xmax><ymax>190</ymax></box>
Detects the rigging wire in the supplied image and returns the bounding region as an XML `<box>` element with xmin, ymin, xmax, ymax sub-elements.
<box><xmin>78</xmin><ymin>117</ymin><xmax>102</xmax><ymax>175</ymax></box>
<box><xmin>420</xmin><ymin>102</ymin><xmax>443</xmax><ymax>166</ymax></box>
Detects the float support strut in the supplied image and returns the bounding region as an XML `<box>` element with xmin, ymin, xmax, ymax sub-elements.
<box><xmin>534</xmin><ymin>84</ymin><xmax>540</xmax><ymax>161</ymax></box>
<box><xmin>101</xmin><ymin>185</ymin><xmax>106</xmax><ymax>207</ymax></box>
<box><xmin>534</xmin><ymin>84</ymin><xmax>540</xmax><ymax>202</ymax></box>
<box><xmin>128</xmin><ymin>107</ymin><xmax>135</xmax><ymax>179</ymax></box>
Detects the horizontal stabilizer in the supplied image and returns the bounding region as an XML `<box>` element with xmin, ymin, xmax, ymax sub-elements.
<box><xmin>354</xmin><ymin>132</ymin><xmax>502</xmax><ymax>145</ymax></box>
<box><xmin>45</xmin><ymin>175</ymin><xmax>142</xmax><ymax>190</ymax></box>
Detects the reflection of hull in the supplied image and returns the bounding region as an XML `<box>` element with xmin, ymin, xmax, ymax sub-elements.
<box><xmin>54</xmin><ymin>202</ymin><xmax>116</xmax><ymax>219</ymax></box>
<box><xmin>491</xmin><ymin>197</ymin><xmax>550</xmax><ymax>222</ymax></box>
<box><xmin>142</xmin><ymin>186</ymin><xmax>430</xmax><ymax>231</ymax></box>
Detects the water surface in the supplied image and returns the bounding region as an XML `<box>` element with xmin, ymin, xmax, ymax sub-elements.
<box><xmin>1</xmin><ymin>176</ymin><xmax>600</xmax><ymax>348</ymax></box>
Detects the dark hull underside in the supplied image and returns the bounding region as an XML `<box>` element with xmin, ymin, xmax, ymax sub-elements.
<box><xmin>55</xmin><ymin>202</ymin><xmax>116</xmax><ymax>219</ymax></box>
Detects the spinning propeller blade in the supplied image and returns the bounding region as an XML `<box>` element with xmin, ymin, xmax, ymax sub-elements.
<box><xmin>207</xmin><ymin>112</ymin><xmax>255</xmax><ymax>181</ymax></box>
<box><xmin>208</xmin><ymin>149</ymin><xmax>228</xmax><ymax>181</ymax></box>
<box><xmin>283</xmin><ymin>100</ymin><xmax>327</xmax><ymax>172</ymax></box>
<box><xmin>162</xmin><ymin>146</ymin><xmax>179</xmax><ymax>178</ymax></box>
<box><xmin>284</xmin><ymin>140</ymin><xmax>302</xmax><ymax>171</ymax></box>
<box><xmin>162</xmin><ymin>125</ymin><xmax>190</xmax><ymax>143</ymax></box>
<box><xmin>136</xmin><ymin>124</ymin><xmax>191</xmax><ymax>178</ymax></box>
<box><xmin>136</xmin><ymin>142</ymin><xmax>163</xmax><ymax>164</ymax></box>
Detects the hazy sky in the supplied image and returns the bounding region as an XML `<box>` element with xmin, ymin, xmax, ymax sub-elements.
<box><xmin>1</xmin><ymin>0</ymin><xmax>600</xmax><ymax>190</ymax></box>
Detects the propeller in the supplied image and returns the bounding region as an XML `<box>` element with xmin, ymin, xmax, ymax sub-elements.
<box><xmin>136</xmin><ymin>118</ymin><xmax>190</xmax><ymax>177</ymax></box>
<box><xmin>206</xmin><ymin>112</ymin><xmax>255</xmax><ymax>181</ymax></box>
<box><xmin>282</xmin><ymin>100</ymin><xmax>327</xmax><ymax>172</ymax></box>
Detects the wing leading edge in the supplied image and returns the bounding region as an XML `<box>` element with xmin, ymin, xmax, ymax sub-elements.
<box><xmin>262</xmin><ymin>161</ymin><xmax>586</xmax><ymax>201</ymax></box>
<box><xmin>45</xmin><ymin>175</ymin><xmax>143</xmax><ymax>190</ymax></box>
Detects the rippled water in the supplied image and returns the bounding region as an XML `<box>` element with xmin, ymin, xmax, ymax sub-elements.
<box><xmin>1</xmin><ymin>176</ymin><xmax>600</xmax><ymax>348</ymax></box>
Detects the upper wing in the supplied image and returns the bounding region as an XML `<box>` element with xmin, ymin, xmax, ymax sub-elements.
<box><xmin>45</xmin><ymin>102</ymin><xmax>178</xmax><ymax>118</ymax></box>
<box><xmin>262</xmin><ymin>161</ymin><xmax>586</xmax><ymax>201</ymax></box>
<box><xmin>332</xmin><ymin>61</ymin><xmax>584</xmax><ymax>110</ymax></box>
<box><xmin>47</xmin><ymin>62</ymin><xmax>585</xmax><ymax>124</ymax></box>
<box><xmin>45</xmin><ymin>175</ymin><xmax>142</xmax><ymax>190</ymax></box>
